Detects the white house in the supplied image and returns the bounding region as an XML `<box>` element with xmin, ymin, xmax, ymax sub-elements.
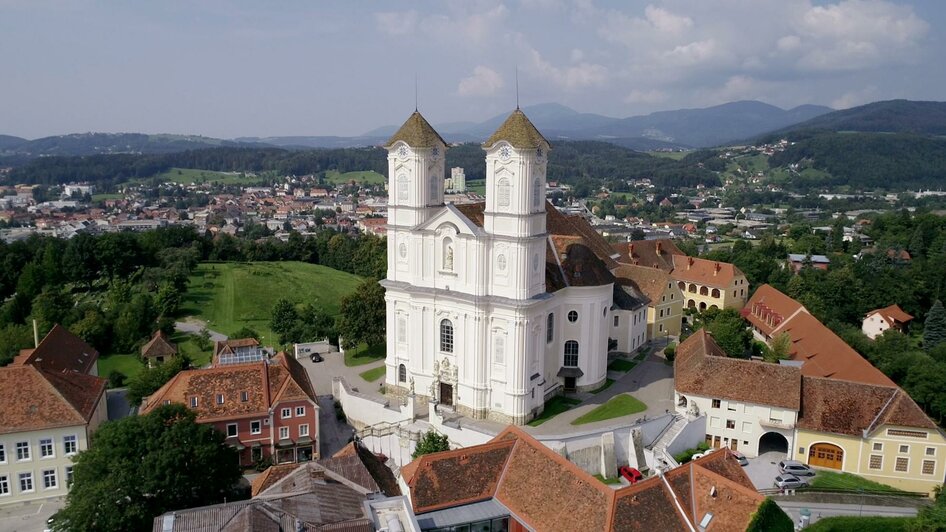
<box><xmin>862</xmin><ymin>304</ymin><xmax>914</xmax><ymax>340</ymax></box>
<box><xmin>380</xmin><ymin>110</ymin><xmax>648</xmax><ymax>425</ymax></box>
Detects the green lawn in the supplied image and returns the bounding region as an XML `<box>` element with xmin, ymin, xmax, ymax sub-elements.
<box><xmin>98</xmin><ymin>354</ymin><xmax>145</xmax><ymax>384</ymax></box>
<box><xmin>152</xmin><ymin>167</ymin><xmax>262</xmax><ymax>185</ymax></box>
<box><xmin>344</xmin><ymin>343</ymin><xmax>386</xmax><ymax>367</ymax></box>
<box><xmin>593</xmin><ymin>474</ymin><xmax>622</xmax><ymax>485</ymax></box>
<box><xmin>465</xmin><ymin>179</ymin><xmax>486</xmax><ymax>195</ymax></box>
<box><xmin>572</xmin><ymin>394</ymin><xmax>647</xmax><ymax>425</ymax></box>
<box><xmin>181</xmin><ymin>261</ymin><xmax>363</xmax><ymax>346</ymax></box>
<box><xmin>810</xmin><ymin>471</ymin><xmax>906</xmax><ymax>493</ymax></box>
<box><xmin>359</xmin><ymin>365</ymin><xmax>386</xmax><ymax>382</ymax></box>
<box><xmin>324</xmin><ymin>170</ymin><xmax>386</xmax><ymax>185</ymax></box>
<box><xmin>527</xmin><ymin>396</ymin><xmax>582</xmax><ymax>427</ymax></box>
<box><xmin>91</xmin><ymin>193</ymin><xmax>124</xmax><ymax>201</ymax></box>
<box><xmin>608</xmin><ymin>359</ymin><xmax>636</xmax><ymax>372</ymax></box>
<box><xmin>170</xmin><ymin>332</ymin><xmax>212</xmax><ymax>367</ymax></box>
<box><xmin>805</xmin><ymin>516</ymin><xmax>914</xmax><ymax>532</ymax></box>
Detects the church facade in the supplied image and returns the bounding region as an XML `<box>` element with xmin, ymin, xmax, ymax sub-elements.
<box><xmin>380</xmin><ymin>109</ymin><xmax>648</xmax><ymax>425</ymax></box>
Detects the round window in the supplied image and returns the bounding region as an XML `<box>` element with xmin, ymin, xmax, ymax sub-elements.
<box><xmin>497</xmin><ymin>254</ymin><xmax>507</xmax><ymax>271</ymax></box>
<box><xmin>567</xmin><ymin>310</ymin><xmax>578</xmax><ymax>323</ymax></box>
<box><xmin>398</xmin><ymin>243</ymin><xmax>408</xmax><ymax>259</ymax></box>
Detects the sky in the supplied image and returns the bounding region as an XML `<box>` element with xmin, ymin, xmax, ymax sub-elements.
<box><xmin>1</xmin><ymin>0</ymin><xmax>944</xmax><ymax>139</ymax></box>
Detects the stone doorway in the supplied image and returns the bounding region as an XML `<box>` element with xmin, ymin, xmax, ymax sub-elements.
<box><xmin>439</xmin><ymin>382</ymin><xmax>454</xmax><ymax>406</ymax></box>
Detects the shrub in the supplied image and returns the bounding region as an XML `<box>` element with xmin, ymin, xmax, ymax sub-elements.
<box><xmin>664</xmin><ymin>343</ymin><xmax>676</xmax><ymax>362</ymax></box>
<box><xmin>108</xmin><ymin>370</ymin><xmax>126</xmax><ymax>388</ymax></box>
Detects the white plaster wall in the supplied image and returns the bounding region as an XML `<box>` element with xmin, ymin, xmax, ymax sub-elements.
<box><xmin>862</xmin><ymin>315</ymin><xmax>889</xmax><ymax>340</ymax></box>
<box><xmin>676</xmin><ymin>393</ymin><xmax>796</xmax><ymax>458</ymax></box>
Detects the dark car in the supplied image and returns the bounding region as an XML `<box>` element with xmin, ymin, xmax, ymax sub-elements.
<box><xmin>310</xmin><ymin>353</ymin><xmax>324</xmax><ymax>363</ymax></box>
<box><xmin>618</xmin><ymin>466</ymin><xmax>643</xmax><ymax>484</ymax></box>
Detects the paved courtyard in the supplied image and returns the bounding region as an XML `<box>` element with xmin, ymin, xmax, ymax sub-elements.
<box><xmin>0</xmin><ymin>498</ymin><xmax>63</xmax><ymax>532</ymax></box>
<box><xmin>743</xmin><ymin>451</ymin><xmax>786</xmax><ymax>490</ymax></box>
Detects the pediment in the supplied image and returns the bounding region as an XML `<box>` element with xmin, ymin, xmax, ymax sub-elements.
<box><xmin>415</xmin><ymin>204</ymin><xmax>486</xmax><ymax>236</ymax></box>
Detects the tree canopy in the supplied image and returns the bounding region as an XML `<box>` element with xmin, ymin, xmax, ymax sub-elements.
<box><xmin>336</xmin><ymin>278</ymin><xmax>386</xmax><ymax>350</ymax></box>
<box><xmin>52</xmin><ymin>404</ymin><xmax>243</xmax><ymax>532</ymax></box>
<box><xmin>412</xmin><ymin>430</ymin><xmax>451</xmax><ymax>459</ymax></box>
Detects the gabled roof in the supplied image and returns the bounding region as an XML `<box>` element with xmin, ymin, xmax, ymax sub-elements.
<box><xmin>743</xmin><ymin>284</ymin><xmax>807</xmax><ymax>338</ymax></box>
<box><xmin>670</xmin><ymin>255</ymin><xmax>745</xmax><ymax>288</ymax></box>
<box><xmin>213</xmin><ymin>337</ymin><xmax>260</xmax><ymax>357</ymax></box>
<box><xmin>613</xmin><ymin>264</ymin><xmax>675</xmax><ymax>307</ymax></box>
<box><xmin>797</xmin><ymin>376</ymin><xmax>937</xmax><ymax>437</ymax></box>
<box><xmin>611</xmin><ymin>239</ymin><xmax>682</xmax><ymax>272</ymax></box>
<box><xmin>141</xmin><ymin>330</ymin><xmax>178</xmax><ymax>358</ymax></box>
<box><xmin>0</xmin><ymin>364</ymin><xmax>107</xmax><ymax>435</ymax></box>
<box><xmin>483</xmin><ymin>109</ymin><xmax>549</xmax><ymax>149</ymax></box>
<box><xmin>139</xmin><ymin>352</ymin><xmax>316</xmax><ymax>420</ymax></box>
<box><xmin>866</xmin><ymin>304</ymin><xmax>914</xmax><ymax>326</ymax></box>
<box><xmin>674</xmin><ymin>330</ymin><xmax>802</xmax><ymax>410</ymax></box>
<box><xmin>13</xmin><ymin>323</ymin><xmax>99</xmax><ymax>375</ymax></box>
<box><xmin>403</xmin><ymin>426</ymin><xmax>764</xmax><ymax>531</ymax></box>
<box><xmin>385</xmin><ymin>111</ymin><xmax>446</xmax><ymax>149</ymax></box>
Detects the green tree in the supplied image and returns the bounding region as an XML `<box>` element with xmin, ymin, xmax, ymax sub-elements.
<box><xmin>154</xmin><ymin>283</ymin><xmax>182</xmax><ymax>317</ymax></box>
<box><xmin>0</xmin><ymin>323</ymin><xmax>33</xmax><ymax>366</ymax></box>
<box><xmin>270</xmin><ymin>298</ymin><xmax>300</xmax><ymax>343</ymax></box>
<box><xmin>70</xmin><ymin>308</ymin><xmax>110</xmax><ymax>352</ymax></box>
<box><xmin>412</xmin><ymin>430</ymin><xmax>450</xmax><ymax>459</ymax></box>
<box><xmin>765</xmin><ymin>332</ymin><xmax>792</xmax><ymax>362</ymax></box>
<box><xmin>925</xmin><ymin>300</ymin><xmax>946</xmax><ymax>351</ymax></box>
<box><xmin>51</xmin><ymin>404</ymin><xmax>242</xmax><ymax>532</ymax></box>
<box><xmin>911</xmin><ymin>486</ymin><xmax>946</xmax><ymax>532</ymax></box>
<box><xmin>126</xmin><ymin>355</ymin><xmax>190</xmax><ymax>406</ymax></box>
<box><xmin>336</xmin><ymin>279</ymin><xmax>386</xmax><ymax>350</ymax></box>
<box><xmin>746</xmin><ymin>497</ymin><xmax>793</xmax><ymax>532</ymax></box>
<box><xmin>702</xmin><ymin>308</ymin><xmax>752</xmax><ymax>358</ymax></box>
<box><xmin>231</xmin><ymin>326</ymin><xmax>260</xmax><ymax>341</ymax></box>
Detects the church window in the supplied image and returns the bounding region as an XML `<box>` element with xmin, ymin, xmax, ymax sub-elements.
<box><xmin>547</xmin><ymin>313</ymin><xmax>554</xmax><ymax>343</ymax></box>
<box><xmin>398</xmin><ymin>243</ymin><xmax>408</xmax><ymax>260</ymax></box>
<box><xmin>494</xmin><ymin>335</ymin><xmax>505</xmax><ymax>365</ymax></box>
<box><xmin>442</xmin><ymin>238</ymin><xmax>454</xmax><ymax>271</ymax></box>
<box><xmin>564</xmin><ymin>341</ymin><xmax>579</xmax><ymax>367</ymax></box>
<box><xmin>497</xmin><ymin>178</ymin><xmax>511</xmax><ymax>207</ymax></box>
<box><xmin>567</xmin><ymin>310</ymin><xmax>578</xmax><ymax>323</ymax></box>
<box><xmin>397</xmin><ymin>317</ymin><xmax>407</xmax><ymax>343</ymax></box>
<box><xmin>397</xmin><ymin>175</ymin><xmax>408</xmax><ymax>201</ymax></box>
<box><xmin>532</xmin><ymin>178</ymin><xmax>542</xmax><ymax>208</ymax></box>
<box><xmin>497</xmin><ymin>254</ymin><xmax>507</xmax><ymax>271</ymax></box>
<box><xmin>440</xmin><ymin>319</ymin><xmax>454</xmax><ymax>353</ymax></box>
<box><xmin>429</xmin><ymin>174</ymin><xmax>438</xmax><ymax>201</ymax></box>
<box><xmin>398</xmin><ymin>364</ymin><xmax>406</xmax><ymax>383</ymax></box>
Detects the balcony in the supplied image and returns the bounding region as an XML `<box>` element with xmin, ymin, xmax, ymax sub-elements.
<box><xmin>759</xmin><ymin>418</ymin><xmax>794</xmax><ymax>430</ymax></box>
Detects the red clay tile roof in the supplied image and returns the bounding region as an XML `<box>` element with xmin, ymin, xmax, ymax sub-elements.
<box><xmin>251</xmin><ymin>463</ymin><xmax>302</xmax><ymax>497</ymax></box>
<box><xmin>404</xmin><ymin>426</ymin><xmax>764</xmax><ymax>532</ymax></box>
<box><xmin>675</xmin><ymin>330</ymin><xmax>802</xmax><ymax>410</ymax></box>
<box><xmin>612</xmin><ymin>239</ymin><xmax>682</xmax><ymax>272</ymax></box>
<box><xmin>141</xmin><ymin>330</ymin><xmax>178</xmax><ymax>358</ymax></box>
<box><xmin>670</xmin><ymin>255</ymin><xmax>744</xmax><ymax>288</ymax></box>
<box><xmin>14</xmin><ymin>324</ymin><xmax>99</xmax><ymax>375</ymax></box>
<box><xmin>797</xmin><ymin>376</ymin><xmax>937</xmax><ymax>437</ymax></box>
<box><xmin>0</xmin><ymin>365</ymin><xmax>106</xmax><ymax>434</ymax></box>
<box><xmin>867</xmin><ymin>304</ymin><xmax>914</xmax><ymax>326</ymax></box>
<box><xmin>777</xmin><ymin>311</ymin><xmax>894</xmax><ymax>386</ymax></box>
<box><xmin>139</xmin><ymin>353</ymin><xmax>316</xmax><ymax>420</ymax></box>
<box><xmin>613</xmin><ymin>264</ymin><xmax>674</xmax><ymax>307</ymax></box>
<box><xmin>743</xmin><ymin>284</ymin><xmax>806</xmax><ymax>338</ymax></box>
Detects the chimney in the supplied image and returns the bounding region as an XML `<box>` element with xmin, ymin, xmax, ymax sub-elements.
<box><xmin>714</xmin><ymin>262</ymin><xmax>721</xmax><ymax>276</ymax></box>
<box><xmin>688</xmin><ymin>256</ymin><xmax>694</xmax><ymax>270</ymax></box>
<box><xmin>33</xmin><ymin>319</ymin><xmax>39</xmax><ymax>348</ymax></box>
<box><xmin>656</xmin><ymin>241</ymin><xmax>662</xmax><ymax>254</ymax></box>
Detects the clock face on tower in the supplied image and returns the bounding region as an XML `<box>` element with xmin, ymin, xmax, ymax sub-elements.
<box><xmin>397</xmin><ymin>146</ymin><xmax>409</xmax><ymax>158</ymax></box>
<box><xmin>499</xmin><ymin>146</ymin><xmax>511</xmax><ymax>160</ymax></box>
<box><xmin>536</xmin><ymin>147</ymin><xmax>544</xmax><ymax>161</ymax></box>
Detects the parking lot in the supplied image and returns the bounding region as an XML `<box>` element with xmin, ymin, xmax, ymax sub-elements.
<box><xmin>0</xmin><ymin>498</ymin><xmax>63</xmax><ymax>532</ymax></box>
<box><xmin>743</xmin><ymin>451</ymin><xmax>790</xmax><ymax>490</ymax></box>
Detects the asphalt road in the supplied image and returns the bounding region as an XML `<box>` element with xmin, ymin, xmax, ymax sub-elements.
<box><xmin>777</xmin><ymin>500</ymin><xmax>918</xmax><ymax>526</ymax></box>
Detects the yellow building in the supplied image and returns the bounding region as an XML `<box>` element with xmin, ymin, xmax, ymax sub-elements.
<box><xmin>614</xmin><ymin>264</ymin><xmax>683</xmax><ymax>338</ymax></box>
<box><xmin>670</xmin><ymin>255</ymin><xmax>748</xmax><ymax>312</ymax></box>
<box><xmin>795</xmin><ymin>376</ymin><xmax>946</xmax><ymax>495</ymax></box>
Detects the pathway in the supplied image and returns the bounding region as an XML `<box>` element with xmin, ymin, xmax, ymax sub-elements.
<box><xmin>776</xmin><ymin>500</ymin><xmax>919</xmax><ymax>526</ymax></box>
<box><xmin>174</xmin><ymin>318</ymin><xmax>228</xmax><ymax>342</ymax></box>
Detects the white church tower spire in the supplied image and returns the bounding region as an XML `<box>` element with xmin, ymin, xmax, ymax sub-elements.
<box><xmin>384</xmin><ymin>111</ymin><xmax>447</xmax><ymax>228</ymax></box>
<box><xmin>482</xmin><ymin>109</ymin><xmax>550</xmax><ymax>300</ymax></box>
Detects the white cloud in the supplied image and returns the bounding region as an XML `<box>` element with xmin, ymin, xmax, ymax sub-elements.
<box><xmin>527</xmin><ymin>46</ymin><xmax>608</xmax><ymax>90</ymax></box>
<box><xmin>624</xmin><ymin>89</ymin><xmax>666</xmax><ymax>104</ymax></box>
<box><xmin>374</xmin><ymin>10</ymin><xmax>418</xmax><ymax>37</ymax></box>
<box><xmin>831</xmin><ymin>85</ymin><xmax>878</xmax><ymax>109</ymax></box>
<box><xmin>777</xmin><ymin>35</ymin><xmax>802</xmax><ymax>53</ymax></box>
<box><xmin>643</xmin><ymin>5</ymin><xmax>693</xmax><ymax>34</ymax></box>
<box><xmin>663</xmin><ymin>39</ymin><xmax>719</xmax><ymax>66</ymax></box>
<box><xmin>458</xmin><ymin>66</ymin><xmax>505</xmax><ymax>97</ymax></box>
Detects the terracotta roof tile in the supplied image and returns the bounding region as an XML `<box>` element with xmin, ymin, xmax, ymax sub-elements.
<box><xmin>251</xmin><ymin>463</ymin><xmax>301</xmax><ymax>497</ymax></box>
<box><xmin>483</xmin><ymin>109</ymin><xmax>549</xmax><ymax>149</ymax></box>
<box><xmin>612</xmin><ymin>239</ymin><xmax>682</xmax><ymax>272</ymax></box>
<box><xmin>141</xmin><ymin>330</ymin><xmax>178</xmax><ymax>358</ymax></box>
<box><xmin>867</xmin><ymin>304</ymin><xmax>914</xmax><ymax>326</ymax></box>
<box><xmin>613</xmin><ymin>264</ymin><xmax>674</xmax><ymax>306</ymax></box>
<box><xmin>670</xmin><ymin>255</ymin><xmax>744</xmax><ymax>288</ymax></box>
<box><xmin>674</xmin><ymin>330</ymin><xmax>802</xmax><ymax>410</ymax></box>
<box><xmin>0</xmin><ymin>365</ymin><xmax>106</xmax><ymax>434</ymax></box>
<box><xmin>743</xmin><ymin>284</ymin><xmax>807</xmax><ymax>338</ymax></box>
<box><xmin>797</xmin><ymin>376</ymin><xmax>936</xmax><ymax>436</ymax></box>
<box><xmin>15</xmin><ymin>324</ymin><xmax>99</xmax><ymax>375</ymax></box>
<box><xmin>611</xmin><ymin>480</ymin><xmax>690</xmax><ymax>532</ymax></box>
<box><xmin>385</xmin><ymin>111</ymin><xmax>446</xmax><ymax>148</ymax></box>
<box><xmin>409</xmin><ymin>439</ymin><xmax>515</xmax><ymax>513</ymax></box>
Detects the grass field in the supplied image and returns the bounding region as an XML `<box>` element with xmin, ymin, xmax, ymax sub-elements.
<box><xmin>572</xmin><ymin>394</ymin><xmax>647</xmax><ymax>425</ymax></box>
<box><xmin>809</xmin><ymin>471</ymin><xmax>906</xmax><ymax>493</ymax></box>
<box><xmin>148</xmin><ymin>167</ymin><xmax>262</xmax><ymax>185</ymax></box>
<box><xmin>98</xmin><ymin>353</ymin><xmax>145</xmax><ymax>384</ymax></box>
<box><xmin>465</xmin><ymin>179</ymin><xmax>487</xmax><ymax>195</ymax></box>
<box><xmin>324</xmin><ymin>170</ymin><xmax>386</xmax><ymax>185</ymax></box>
<box><xmin>805</xmin><ymin>516</ymin><xmax>914</xmax><ymax>532</ymax></box>
<box><xmin>608</xmin><ymin>359</ymin><xmax>636</xmax><ymax>372</ymax></box>
<box><xmin>527</xmin><ymin>396</ymin><xmax>582</xmax><ymax>427</ymax></box>
<box><xmin>647</xmin><ymin>151</ymin><xmax>688</xmax><ymax>160</ymax></box>
<box><xmin>181</xmin><ymin>261</ymin><xmax>363</xmax><ymax>345</ymax></box>
<box><xmin>91</xmin><ymin>193</ymin><xmax>124</xmax><ymax>201</ymax></box>
<box><xmin>359</xmin><ymin>366</ymin><xmax>386</xmax><ymax>382</ymax></box>
<box><xmin>344</xmin><ymin>343</ymin><xmax>386</xmax><ymax>367</ymax></box>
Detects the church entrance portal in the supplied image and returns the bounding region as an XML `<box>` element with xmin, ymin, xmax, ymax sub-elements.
<box><xmin>439</xmin><ymin>383</ymin><xmax>454</xmax><ymax>406</ymax></box>
<box><xmin>759</xmin><ymin>431</ymin><xmax>789</xmax><ymax>455</ymax></box>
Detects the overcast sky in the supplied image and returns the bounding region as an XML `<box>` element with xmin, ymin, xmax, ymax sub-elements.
<box><xmin>1</xmin><ymin>0</ymin><xmax>943</xmax><ymax>139</ymax></box>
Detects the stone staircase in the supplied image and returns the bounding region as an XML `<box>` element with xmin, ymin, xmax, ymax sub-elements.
<box><xmin>647</xmin><ymin>414</ymin><xmax>688</xmax><ymax>471</ymax></box>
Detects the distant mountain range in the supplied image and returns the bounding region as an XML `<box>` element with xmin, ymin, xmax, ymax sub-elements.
<box><xmin>5</xmin><ymin>99</ymin><xmax>946</xmax><ymax>161</ymax></box>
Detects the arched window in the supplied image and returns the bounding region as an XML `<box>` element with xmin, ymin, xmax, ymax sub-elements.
<box><xmin>442</xmin><ymin>238</ymin><xmax>454</xmax><ymax>271</ymax></box>
<box><xmin>397</xmin><ymin>317</ymin><xmax>407</xmax><ymax>343</ymax></box>
<box><xmin>564</xmin><ymin>340</ymin><xmax>579</xmax><ymax>367</ymax></box>
<box><xmin>532</xmin><ymin>178</ymin><xmax>541</xmax><ymax>208</ymax></box>
<box><xmin>700</xmin><ymin>286</ymin><xmax>709</xmax><ymax>296</ymax></box>
<box><xmin>494</xmin><ymin>335</ymin><xmax>505</xmax><ymax>365</ymax></box>
<box><xmin>677</xmin><ymin>281</ymin><xmax>685</xmax><ymax>290</ymax></box>
<box><xmin>398</xmin><ymin>364</ymin><xmax>407</xmax><ymax>383</ymax></box>
<box><xmin>497</xmin><ymin>178</ymin><xmax>511</xmax><ymax>207</ymax></box>
<box><xmin>429</xmin><ymin>174</ymin><xmax>439</xmax><ymax>202</ymax></box>
<box><xmin>546</xmin><ymin>313</ymin><xmax>554</xmax><ymax>343</ymax></box>
<box><xmin>397</xmin><ymin>175</ymin><xmax>408</xmax><ymax>201</ymax></box>
<box><xmin>688</xmin><ymin>284</ymin><xmax>697</xmax><ymax>293</ymax></box>
<box><xmin>711</xmin><ymin>288</ymin><xmax>720</xmax><ymax>298</ymax></box>
<box><xmin>440</xmin><ymin>319</ymin><xmax>454</xmax><ymax>353</ymax></box>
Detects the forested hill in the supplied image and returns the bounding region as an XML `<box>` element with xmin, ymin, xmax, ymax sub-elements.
<box><xmin>761</xmin><ymin>100</ymin><xmax>946</xmax><ymax>140</ymax></box>
<box><xmin>0</xmin><ymin>132</ymin><xmax>270</xmax><ymax>158</ymax></box>
<box><xmin>3</xmin><ymin>141</ymin><xmax>725</xmax><ymax>191</ymax></box>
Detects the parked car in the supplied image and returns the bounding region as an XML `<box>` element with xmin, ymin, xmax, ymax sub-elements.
<box><xmin>618</xmin><ymin>466</ymin><xmax>643</xmax><ymax>484</ymax></box>
<box><xmin>774</xmin><ymin>474</ymin><xmax>809</xmax><ymax>490</ymax></box>
<box><xmin>778</xmin><ymin>460</ymin><xmax>815</xmax><ymax>476</ymax></box>
<box><xmin>732</xmin><ymin>451</ymin><xmax>748</xmax><ymax>466</ymax></box>
<box><xmin>310</xmin><ymin>353</ymin><xmax>324</xmax><ymax>363</ymax></box>
<box><xmin>691</xmin><ymin>451</ymin><xmax>707</xmax><ymax>461</ymax></box>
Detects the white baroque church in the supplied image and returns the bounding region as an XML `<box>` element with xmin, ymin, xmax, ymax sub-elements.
<box><xmin>380</xmin><ymin>109</ymin><xmax>649</xmax><ymax>425</ymax></box>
